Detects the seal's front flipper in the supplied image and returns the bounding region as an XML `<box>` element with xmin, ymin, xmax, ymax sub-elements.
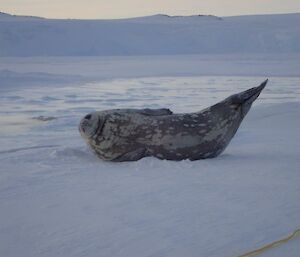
<box><xmin>139</xmin><ymin>108</ymin><xmax>173</xmax><ymax>116</ymax></box>
<box><xmin>112</xmin><ymin>148</ymin><xmax>148</xmax><ymax>162</ymax></box>
<box><xmin>114</xmin><ymin>108</ymin><xmax>173</xmax><ymax>116</ymax></box>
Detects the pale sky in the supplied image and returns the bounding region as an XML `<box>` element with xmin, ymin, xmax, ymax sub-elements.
<box><xmin>1</xmin><ymin>0</ymin><xmax>300</xmax><ymax>19</ymax></box>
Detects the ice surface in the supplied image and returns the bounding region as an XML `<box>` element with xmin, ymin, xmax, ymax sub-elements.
<box><xmin>0</xmin><ymin>56</ymin><xmax>300</xmax><ymax>257</ymax></box>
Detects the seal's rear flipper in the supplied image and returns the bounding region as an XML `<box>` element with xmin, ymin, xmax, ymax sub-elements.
<box><xmin>233</xmin><ymin>79</ymin><xmax>268</xmax><ymax>104</ymax></box>
<box><xmin>228</xmin><ymin>79</ymin><xmax>268</xmax><ymax>117</ymax></box>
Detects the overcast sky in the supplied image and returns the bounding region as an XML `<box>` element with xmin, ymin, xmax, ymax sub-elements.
<box><xmin>1</xmin><ymin>0</ymin><xmax>300</xmax><ymax>19</ymax></box>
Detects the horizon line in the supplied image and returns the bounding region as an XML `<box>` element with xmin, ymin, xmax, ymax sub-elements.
<box><xmin>1</xmin><ymin>10</ymin><xmax>300</xmax><ymax>21</ymax></box>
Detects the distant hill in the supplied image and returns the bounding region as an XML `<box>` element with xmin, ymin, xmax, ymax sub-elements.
<box><xmin>0</xmin><ymin>12</ymin><xmax>299</xmax><ymax>56</ymax></box>
<box><xmin>0</xmin><ymin>11</ymin><xmax>44</xmax><ymax>21</ymax></box>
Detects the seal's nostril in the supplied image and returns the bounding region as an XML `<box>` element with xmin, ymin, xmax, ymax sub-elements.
<box><xmin>85</xmin><ymin>114</ymin><xmax>92</xmax><ymax>120</ymax></box>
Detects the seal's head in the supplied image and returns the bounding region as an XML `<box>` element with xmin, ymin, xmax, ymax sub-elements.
<box><xmin>79</xmin><ymin>112</ymin><xmax>101</xmax><ymax>140</ymax></box>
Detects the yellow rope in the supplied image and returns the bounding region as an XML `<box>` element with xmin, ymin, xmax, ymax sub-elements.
<box><xmin>238</xmin><ymin>228</ymin><xmax>300</xmax><ymax>257</ymax></box>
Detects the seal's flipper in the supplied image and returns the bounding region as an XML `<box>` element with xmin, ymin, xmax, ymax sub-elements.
<box><xmin>113</xmin><ymin>108</ymin><xmax>173</xmax><ymax>116</ymax></box>
<box><xmin>139</xmin><ymin>108</ymin><xmax>173</xmax><ymax>116</ymax></box>
<box><xmin>231</xmin><ymin>79</ymin><xmax>268</xmax><ymax>105</ymax></box>
<box><xmin>112</xmin><ymin>148</ymin><xmax>148</xmax><ymax>162</ymax></box>
<box><xmin>227</xmin><ymin>79</ymin><xmax>268</xmax><ymax>117</ymax></box>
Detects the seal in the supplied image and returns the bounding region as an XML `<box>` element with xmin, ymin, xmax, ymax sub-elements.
<box><xmin>79</xmin><ymin>79</ymin><xmax>267</xmax><ymax>162</ymax></box>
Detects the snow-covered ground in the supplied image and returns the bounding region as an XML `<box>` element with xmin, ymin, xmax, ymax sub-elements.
<box><xmin>0</xmin><ymin>55</ymin><xmax>300</xmax><ymax>257</ymax></box>
<box><xmin>1</xmin><ymin>11</ymin><xmax>300</xmax><ymax>257</ymax></box>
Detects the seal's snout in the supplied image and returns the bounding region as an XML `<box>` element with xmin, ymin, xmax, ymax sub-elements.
<box><xmin>79</xmin><ymin>112</ymin><xmax>100</xmax><ymax>139</ymax></box>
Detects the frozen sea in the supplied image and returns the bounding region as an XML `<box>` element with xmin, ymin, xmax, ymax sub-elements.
<box><xmin>0</xmin><ymin>56</ymin><xmax>300</xmax><ymax>257</ymax></box>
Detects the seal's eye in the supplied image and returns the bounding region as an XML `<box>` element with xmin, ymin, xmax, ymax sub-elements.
<box><xmin>85</xmin><ymin>114</ymin><xmax>92</xmax><ymax>120</ymax></box>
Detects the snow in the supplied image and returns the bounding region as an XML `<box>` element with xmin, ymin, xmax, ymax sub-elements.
<box><xmin>1</xmin><ymin>56</ymin><xmax>300</xmax><ymax>256</ymax></box>
<box><xmin>1</xmin><ymin>54</ymin><xmax>300</xmax><ymax>84</ymax></box>
<box><xmin>0</xmin><ymin>12</ymin><xmax>300</xmax><ymax>257</ymax></box>
<box><xmin>0</xmin><ymin>12</ymin><xmax>300</xmax><ymax>56</ymax></box>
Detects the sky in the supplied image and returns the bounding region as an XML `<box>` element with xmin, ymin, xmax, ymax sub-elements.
<box><xmin>1</xmin><ymin>0</ymin><xmax>300</xmax><ymax>19</ymax></box>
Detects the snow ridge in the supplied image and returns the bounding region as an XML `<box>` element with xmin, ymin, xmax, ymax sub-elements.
<box><xmin>0</xmin><ymin>12</ymin><xmax>299</xmax><ymax>56</ymax></box>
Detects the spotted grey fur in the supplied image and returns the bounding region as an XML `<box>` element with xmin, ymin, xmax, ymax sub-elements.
<box><xmin>79</xmin><ymin>80</ymin><xmax>268</xmax><ymax>161</ymax></box>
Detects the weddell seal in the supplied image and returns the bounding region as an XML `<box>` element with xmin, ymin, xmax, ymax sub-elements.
<box><xmin>79</xmin><ymin>79</ymin><xmax>268</xmax><ymax>162</ymax></box>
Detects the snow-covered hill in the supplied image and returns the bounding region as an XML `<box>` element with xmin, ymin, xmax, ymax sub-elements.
<box><xmin>0</xmin><ymin>12</ymin><xmax>299</xmax><ymax>56</ymax></box>
<box><xmin>0</xmin><ymin>11</ymin><xmax>43</xmax><ymax>21</ymax></box>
